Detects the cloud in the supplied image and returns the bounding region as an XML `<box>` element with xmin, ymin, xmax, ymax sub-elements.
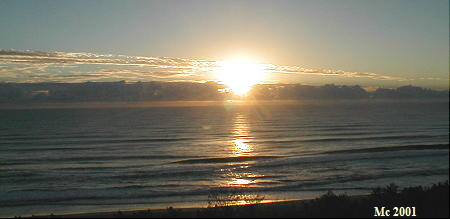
<box><xmin>96</xmin><ymin>69</ymin><xmax>196</xmax><ymax>80</ymax></box>
<box><xmin>0</xmin><ymin>49</ymin><xmax>410</xmax><ymax>83</ymax></box>
<box><xmin>418</xmin><ymin>77</ymin><xmax>448</xmax><ymax>81</ymax></box>
<box><xmin>267</xmin><ymin>65</ymin><xmax>408</xmax><ymax>81</ymax></box>
<box><xmin>0</xmin><ymin>49</ymin><xmax>213</xmax><ymax>68</ymax></box>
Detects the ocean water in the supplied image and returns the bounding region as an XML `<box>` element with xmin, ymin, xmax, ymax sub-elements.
<box><xmin>0</xmin><ymin>100</ymin><xmax>448</xmax><ymax>217</ymax></box>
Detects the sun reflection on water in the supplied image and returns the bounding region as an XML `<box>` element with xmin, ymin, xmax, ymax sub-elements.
<box><xmin>225</xmin><ymin>113</ymin><xmax>261</xmax><ymax>187</ymax></box>
<box><xmin>211</xmin><ymin>112</ymin><xmax>267</xmax><ymax>207</ymax></box>
<box><xmin>231</xmin><ymin>114</ymin><xmax>253</xmax><ymax>157</ymax></box>
<box><xmin>230</xmin><ymin>178</ymin><xmax>254</xmax><ymax>186</ymax></box>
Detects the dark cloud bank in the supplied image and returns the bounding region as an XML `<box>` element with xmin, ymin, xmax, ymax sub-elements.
<box><xmin>0</xmin><ymin>81</ymin><xmax>447</xmax><ymax>103</ymax></box>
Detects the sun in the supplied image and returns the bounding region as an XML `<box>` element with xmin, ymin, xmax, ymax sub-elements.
<box><xmin>216</xmin><ymin>59</ymin><xmax>266</xmax><ymax>96</ymax></box>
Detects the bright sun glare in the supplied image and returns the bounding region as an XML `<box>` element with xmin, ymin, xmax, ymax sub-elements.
<box><xmin>216</xmin><ymin>59</ymin><xmax>266</xmax><ymax>96</ymax></box>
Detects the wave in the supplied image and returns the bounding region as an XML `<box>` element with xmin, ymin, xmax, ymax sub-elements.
<box><xmin>173</xmin><ymin>155</ymin><xmax>282</xmax><ymax>164</ymax></box>
<box><xmin>252</xmin><ymin>150</ymin><xmax>447</xmax><ymax>170</ymax></box>
<box><xmin>262</xmin><ymin>168</ymin><xmax>450</xmax><ymax>193</ymax></box>
<box><xmin>326</xmin><ymin>144</ymin><xmax>449</xmax><ymax>154</ymax></box>
<box><xmin>2</xmin><ymin>137</ymin><xmax>198</xmax><ymax>146</ymax></box>
<box><xmin>2</xmin><ymin>167</ymin><xmax>447</xmax><ymax>208</ymax></box>
<box><xmin>4</xmin><ymin>146</ymin><xmax>98</xmax><ymax>152</ymax></box>
<box><xmin>110</xmin><ymin>169</ymin><xmax>214</xmax><ymax>180</ymax></box>
<box><xmin>0</xmin><ymin>134</ymin><xmax>125</xmax><ymax>141</ymax></box>
<box><xmin>0</xmin><ymin>154</ymin><xmax>199</xmax><ymax>166</ymax></box>
<box><xmin>255</xmin><ymin>134</ymin><xmax>443</xmax><ymax>144</ymax></box>
<box><xmin>0</xmin><ymin>187</ymin><xmax>209</xmax><ymax>207</ymax></box>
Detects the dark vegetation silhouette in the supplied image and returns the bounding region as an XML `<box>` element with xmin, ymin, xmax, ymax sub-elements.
<box><xmin>0</xmin><ymin>82</ymin><xmax>448</xmax><ymax>102</ymax></box>
<box><xmin>197</xmin><ymin>181</ymin><xmax>449</xmax><ymax>218</ymax></box>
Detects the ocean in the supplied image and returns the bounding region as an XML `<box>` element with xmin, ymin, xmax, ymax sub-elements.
<box><xmin>0</xmin><ymin>100</ymin><xmax>448</xmax><ymax>217</ymax></box>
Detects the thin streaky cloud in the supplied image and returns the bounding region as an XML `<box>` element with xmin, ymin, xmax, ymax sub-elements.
<box><xmin>267</xmin><ymin>65</ymin><xmax>408</xmax><ymax>81</ymax></box>
<box><xmin>0</xmin><ymin>49</ymin><xmax>413</xmax><ymax>83</ymax></box>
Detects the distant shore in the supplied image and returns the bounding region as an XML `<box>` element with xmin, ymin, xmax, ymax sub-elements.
<box><xmin>1</xmin><ymin>98</ymin><xmax>448</xmax><ymax>110</ymax></box>
<box><xmin>23</xmin><ymin>181</ymin><xmax>449</xmax><ymax>218</ymax></box>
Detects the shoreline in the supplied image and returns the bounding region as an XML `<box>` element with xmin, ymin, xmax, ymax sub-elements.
<box><xmin>21</xmin><ymin>198</ymin><xmax>318</xmax><ymax>218</ymax></box>
<box><xmin>18</xmin><ymin>182</ymin><xmax>449</xmax><ymax>218</ymax></box>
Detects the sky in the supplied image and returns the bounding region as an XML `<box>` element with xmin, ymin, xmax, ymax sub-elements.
<box><xmin>0</xmin><ymin>0</ymin><xmax>448</xmax><ymax>90</ymax></box>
